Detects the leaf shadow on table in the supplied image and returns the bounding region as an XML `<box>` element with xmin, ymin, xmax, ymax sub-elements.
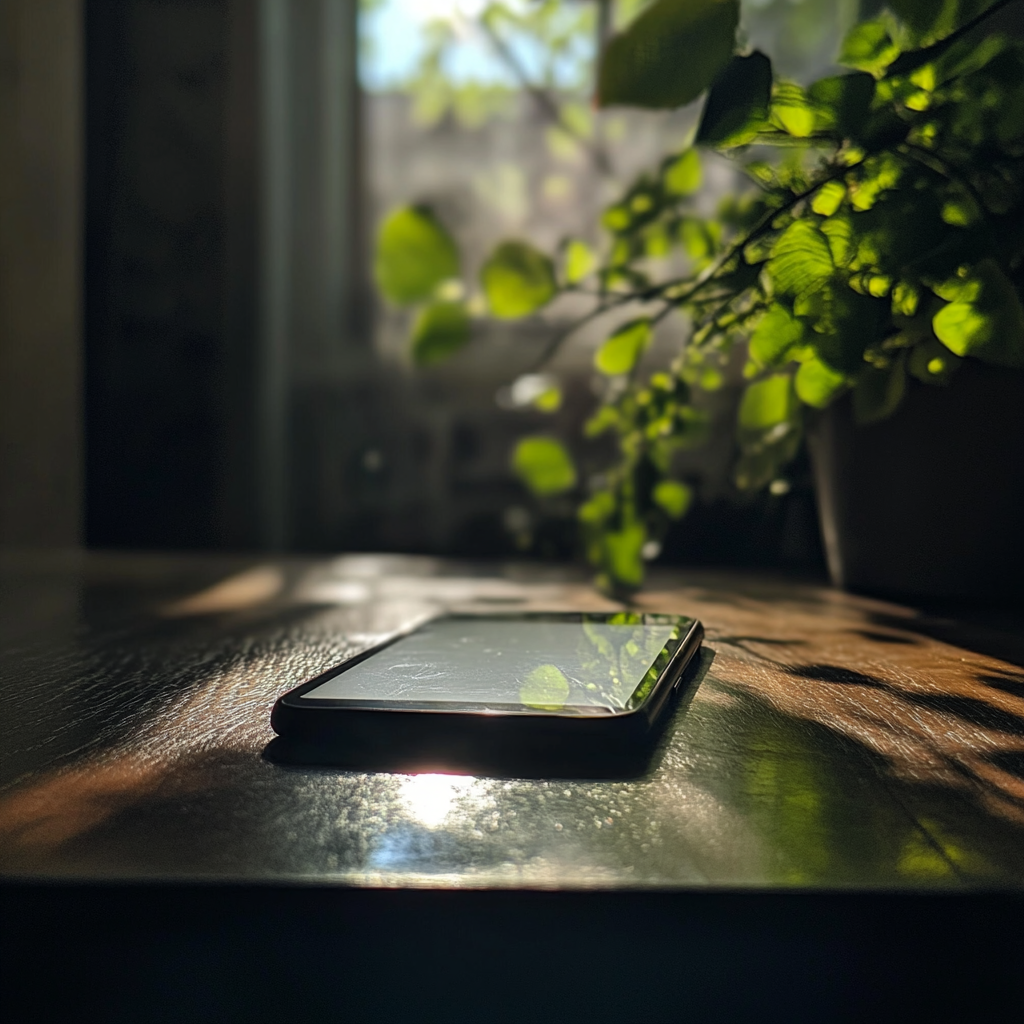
<box><xmin>786</xmin><ymin>663</ymin><xmax>888</xmax><ymax>688</ymax></box>
<box><xmin>781</xmin><ymin>659</ymin><xmax>1024</xmax><ymax>741</ymax></box>
<box><xmin>988</xmin><ymin>750</ymin><xmax>1024</xmax><ymax>780</ymax></box>
<box><xmin>2</xmin><ymin>637</ymin><xmax>1023</xmax><ymax>888</ymax></box>
<box><xmin>977</xmin><ymin>669</ymin><xmax>1024</xmax><ymax>699</ymax></box>
<box><xmin>866</xmin><ymin>610</ymin><xmax>1024</xmax><ymax>671</ymax></box>
<box><xmin>700</xmin><ymin>642</ymin><xmax>1024</xmax><ymax>884</ymax></box>
<box><xmin>694</xmin><ymin>679</ymin><xmax>1024</xmax><ymax>888</ymax></box>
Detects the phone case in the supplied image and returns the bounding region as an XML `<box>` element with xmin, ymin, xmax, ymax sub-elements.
<box><xmin>269</xmin><ymin>612</ymin><xmax>704</xmax><ymax>775</ymax></box>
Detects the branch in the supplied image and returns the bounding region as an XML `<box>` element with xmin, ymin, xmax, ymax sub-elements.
<box><xmin>642</xmin><ymin>170</ymin><xmax>846</xmax><ymax>308</ymax></box>
<box><xmin>477</xmin><ymin>15</ymin><xmax>612</xmax><ymax>176</ymax></box>
<box><xmin>527</xmin><ymin>297</ymin><xmax>622</xmax><ymax>372</ymax></box>
<box><xmin>528</xmin><ymin>168</ymin><xmax>847</xmax><ymax>373</ymax></box>
<box><xmin>884</xmin><ymin>0</ymin><xmax>1016</xmax><ymax>77</ymax></box>
<box><xmin>691</xmin><ymin>293</ymin><xmax>765</xmax><ymax>341</ymax></box>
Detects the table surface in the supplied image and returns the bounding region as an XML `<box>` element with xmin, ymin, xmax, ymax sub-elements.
<box><xmin>1</xmin><ymin>550</ymin><xmax>1022</xmax><ymax>890</ymax></box>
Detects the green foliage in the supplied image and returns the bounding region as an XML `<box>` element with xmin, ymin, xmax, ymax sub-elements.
<box><xmin>696</xmin><ymin>51</ymin><xmax>772</xmax><ymax>147</ymax></box>
<box><xmin>653</xmin><ymin>480</ymin><xmax>694</xmax><ymax>519</ymax></box>
<box><xmin>739</xmin><ymin>374</ymin><xmax>797</xmax><ymax>433</ymax></box>
<box><xmin>601</xmin><ymin>523</ymin><xmax>646</xmax><ymax>587</ymax></box>
<box><xmin>663</xmin><ymin>149</ymin><xmax>703</xmax><ymax>195</ymax></box>
<box><xmin>771</xmin><ymin>81</ymin><xmax>816</xmax><ymax>138</ymax></box>
<box><xmin>808</xmin><ymin>73</ymin><xmax>875</xmax><ymax>136</ymax></box>
<box><xmin>769</xmin><ymin>221</ymin><xmax>834</xmax><ymax>298</ymax></box>
<box><xmin>838</xmin><ymin>20</ymin><xmax>900</xmax><ymax>75</ymax></box>
<box><xmin>374</xmin><ymin>206</ymin><xmax>459</xmax><ymax>306</ymax></box>
<box><xmin>594</xmin><ymin>319</ymin><xmax>652</xmax><ymax>375</ymax></box>
<box><xmin>795</xmin><ymin>357</ymin><xmax>847</xmax><ymax>408</ymax></box>
<box><xmin>512</xmin><ymin>437</ymin><xmax>577</xmax><ymax>496</ymax></box>
<box><xmin>886</xmin><ymin>0</ymin><xmax>1000</xmax><ymax>49</ymax></box>
<box><xmin>376</xmin><ymin>0</ymin><xmax>1024</xmax><ymax>594</ymax></box>
<box><xmin>482</xmin><ymin>241</ymin><xmax>557</xmax><ymax>318</ymax></box>
<box><xmin>931</xmin><ymin>260</ymin><xmax>1024</xmax><ymax>368</ymax></box>
<box><xmin>750</xmin><ymin>306</ymin><xmax>805</xmax><ymax>368</ymax></box>
<box><xmin>409</xmin><ymin>302</ymin><xmax>470</xmax><ymax>366</ymax></box>
<box><xmin>392</xmin><ymin>1</ymin><xmax>596</xmax><ymax>129</ymax></box>
<box><xmin>564</xmin><ymin>240</ymin><xmax>597</xmax><ymax>284</ymax></box>
<box><xmin>597</xmin><ymin>0</ymin><xmax>739</xmax><ymax>109</ymax></box>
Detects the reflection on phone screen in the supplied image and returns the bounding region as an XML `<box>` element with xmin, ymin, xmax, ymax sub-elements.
<box><xmin>301</xmin><ymin>619</ymin><xmax>680</xmax><ymax>711</ymax></box>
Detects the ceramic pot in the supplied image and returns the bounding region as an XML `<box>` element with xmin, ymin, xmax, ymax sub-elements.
<box><xmin>808</xmin><ymin>362</ymin><xmax>1024</xmax><ymax>603</ymax></box>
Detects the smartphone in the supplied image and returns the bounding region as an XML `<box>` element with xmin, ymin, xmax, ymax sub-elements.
<box><xmin>270</xmin><ymin>612</ymin><xmax>703</xmax><ymax>773</ymax></box>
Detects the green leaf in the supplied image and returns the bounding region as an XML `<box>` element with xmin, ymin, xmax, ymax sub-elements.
<box><xmin>940</xmin><ymin>193</ymin><xmax>981</xmax><ymax>227</ymax></box>
<box><xmin>922</xmin><ymin>24</ymin><xmax>1012</xmax><ymax>84</ymax></box>
<box><xmin>663</xmin><ymin>149</ymin><xmax>702</xmax><ymax>195</ymax></box>
<box><xmin>932</xmin><ymin>260</ymin><xmax>1024</xmax><ymax>368</ymax></box>
<box><xmin>597</xmin><ymin>0</ymin><xmax>739</xmax><ymax>110</ymax></box>
<box><xmin>811</xmin><ymin>181</ymin><xmax>846</xmax><ymax>217</ymax></box>
<box><xmin>512</xmin><ymin>437</ymin><xmax>577</xmax><ymax>496</ymax></box>
<box><xmin>848</xmin><ymin>151</ymin><xmax>903</xmax><ymax>211</ymax></box>
<box><xmin>892</xmin><ymin>282</ymin><xmax>920</xmax><ymax>317</ymax></box>
<box><xmin>564</xmin><ymin>239</ymin><xmax>596</xmax><ymax>284</ymax></box>
<box><xmin>482</xmin><ymin>241</ymin><xmax>557</xmax><ymax>318</ymax></box>
<box><xmin>602</xmin><ymin>205</ymin><xmax>632</xmax><ymax>233</ymax></box>
<box><xmin>409</xmin><ymin>301</ymin><xmax>470</xmax><ymax>366</ymax></box>
<box><xmin>578</xmin><ymin>490</ymin><xmax>615</xmax><ymax>524</ymax></box>
<box><xmin>680</xmin><ymin>219</ymin><xmax>714</xmax><ymax>260</ymax></box>
<box><xmin>739</xmin><ymin>373</ymin><xmax>797</xmax><ymax>432</ymax></box>
<box><xmin>695</xmin><ymin>50</ymin><xmax>772</xmax><ymax>147</ymax></box>
<box><xmin>802</xmin><ymin>288</ymin><xmax>883</xmax><ymax>375</ymax></box>
<box><xmin>652</xmin><ymin>480</ymin><xmax>694</xmax><ymax>519</ymax></box>
<box><xmin>768</xmin><ymin>221</ymin><xmax>834</xmax><ymax>298</ymax></box>
<box><xmin>853</xmin><ymin>354</ymin><xmax>907</xmax><ymax>424</ymax></box>
<box><xmin>519</xmin><ymin>664</ymin><xmax>570</xmax><ymax>710</ymax></box>
<box><xmin>533</xmin><ymin>386</ymin><xmax>562</xmax><ymax>413</ymax></box>
<box><xmin>375</xmin><ymin>206</ymin><xmax>460</xmax><ymax>306</ymax></box>
<box><xmin>808</xmin><ymin>73</ymin><xmax>875</xmax><ymax>136</ymax></box>
<box><xmin>795</xmin><ymin>357</ymin><xmax>847</xmax><ymax>408</ymax></box>
<box><xmin>603</xmin><ymin>523</ymin><xmax>646</xmax><ymax>587</ymax></box>
<box><xmin>821</xmin><ymin>214</ymin><xmax>854</xmax><ymax>266</ymax></box>
<box><xmin>734</xmin><ymin>424</ymin><xmax>801</xmax><ymax>491</ymax></box>
<box><xmin>644</xmin><ymin>224</ymin><xmax>672</xmax><ymax>258</ymax></box>
<box><xmin>771</xmin><ymin>82</ymin><xmax>816</xmax><ymax>138</ymax></box>
<box><xmin>750</xmin><ymin>304</ymin><xmax>806</xmax><ymax>368</ymax></box>
<box><xmin>594</xmin><ymin>319</ymin><xmax>652</xmax><ymax>375</ymax></box>
<box><xmin>908</xmin><ymin>335</ymin><xmax>962</xmax><ymax>384</ymax></box>
<box><xmin>838</xmin><ymin>20</ymin><xmax>900</xmax><ymax>77</ymax></box>
<box><xmin>621</xmin><ymin>188</ymin><xmax>666</xmax><ymax>233</ymax></box>
<box><xmin>887</xmin><ymin>0</ymin><xmax>998</xmax><ymax>50</ymax></box>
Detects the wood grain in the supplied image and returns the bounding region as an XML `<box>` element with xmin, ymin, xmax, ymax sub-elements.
<box><xmin>0</xmin><ymin>553</ymin><xmax>1021</xmax><ymax>887</ymax></box>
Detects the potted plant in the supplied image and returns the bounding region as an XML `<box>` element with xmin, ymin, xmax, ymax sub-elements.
<box><xmin>374</xmin><ymin>0</ymin><xmax>1024</xmax><ymax>600</ymax></box>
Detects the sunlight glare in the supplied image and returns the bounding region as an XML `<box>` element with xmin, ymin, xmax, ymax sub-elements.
<box><xmin>398</xmin><ymin>773</ymin><xmax>477</xmax><ymax>828</ymax></box>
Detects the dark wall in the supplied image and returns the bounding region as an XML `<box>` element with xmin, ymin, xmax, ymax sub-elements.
<box><xmin>85</xmin><ymin>0</ymin><xmax>229</xmax><ymax>549</ymax></box>
<box><xmin>0</xmin><ymin>0</ymin><xmax>83</xmax><ymax>549</ymax></box>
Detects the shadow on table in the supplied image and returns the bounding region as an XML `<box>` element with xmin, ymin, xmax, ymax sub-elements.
<box><xmin>262</xmin><ymin>648</ymin><xmax>716</xmax><ymax>781</ymax></box>
<box><xmin>867</xmin><ymin>608</ymin><xmax>1024</xmax><ymax>670</ymax></box>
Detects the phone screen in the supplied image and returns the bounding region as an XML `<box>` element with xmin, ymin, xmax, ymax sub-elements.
<box><xmin>299</xmin><ymin>618</ymin><xmax>682</xmax><ymax>712</ymax></box>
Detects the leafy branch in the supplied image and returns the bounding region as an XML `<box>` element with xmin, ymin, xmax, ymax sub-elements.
<box><xmin>476</xmin><ymin>11</ymin><xmax>612</xmax><ymax>176</ymax></box>
<box><xmin>375</xmin><ymin>0</ymin><xmax>1024</xmax><ymax>594</ymax></box>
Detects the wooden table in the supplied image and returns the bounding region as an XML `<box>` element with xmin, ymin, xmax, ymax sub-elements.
<box><xmin>2</xmin><ymin>551</ymin><xmax>1022</xmax><ymax>1021</ymax></box>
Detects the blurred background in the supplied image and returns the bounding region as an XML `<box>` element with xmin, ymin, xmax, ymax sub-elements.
<box><xmin>3</xmin><ymin>0</ymin><xmax>873</xmax><ymax>572</ymax></box>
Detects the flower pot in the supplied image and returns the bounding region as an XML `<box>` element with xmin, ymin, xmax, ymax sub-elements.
<box><xmin>808</xmin><ymin>362</ymin><xmax>1024</xmax><ymax>603</ymax></box>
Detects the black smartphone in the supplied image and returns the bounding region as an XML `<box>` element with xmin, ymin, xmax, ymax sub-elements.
<box><xmin>270</xmin><ymin>611</ymin><xmax>703</xmax><ymax>774</ymax></box>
